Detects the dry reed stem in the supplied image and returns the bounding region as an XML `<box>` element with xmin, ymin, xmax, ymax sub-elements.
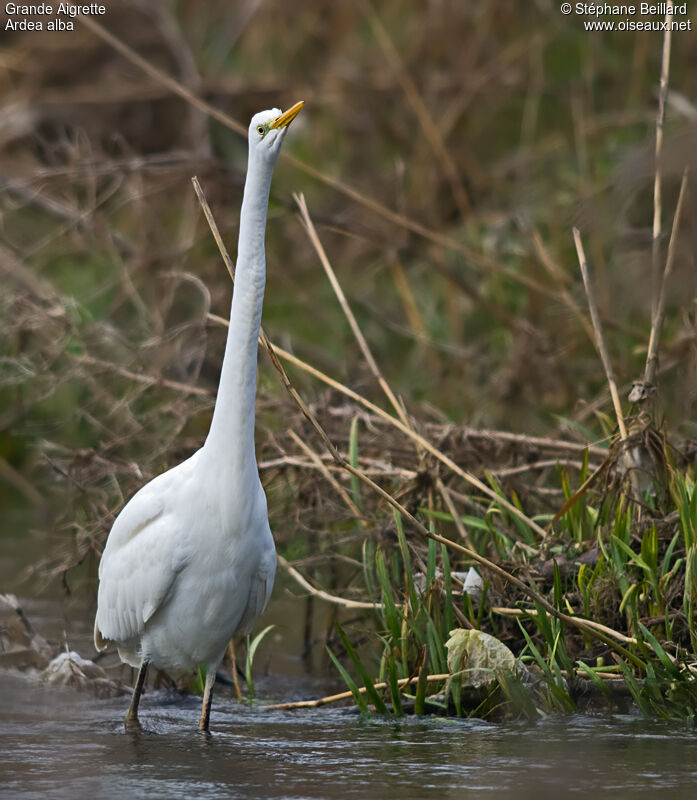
<box><xmin>388</xmin><ymin>257</ymin><xmax>428</xmax><ymax>338</ymax></box>
<box><xmin>77</xmin><ymin>13</ymin><xmax>560</xmax><ymax>301</ymax></box>
<box><xmin>363</xmin><ymin>0</ymin><xmax>471</xmax><ymax>218</ymax></box>
<box><xmin>0</xmin><ymin>456</ymin><xmax>45</xmax><ymax>506</ymax></box>
<box><xmin>572</xmin><ymin>228</ymin><xmax>627</xmax><ymax>441</ymax></box>
<box><xmin>258</xmin><ymin>454</ymin><xmax>416</xmax><ymax>480</ymax></box>
<box><xmin>0</xmin><ymin>244</ymin><xmax>59</xmax><ymax>301</ymax></box>
<box><xmin>644</xmin><ymin>167</ymin><xmax>689</xmax><ymax>387</ymax></box>
<box><xmin>490</xmin><ymin>607</ymin><xmax>636</xmax><ymax>645</ymax></box>
<box><xmin>261</xmin><ymin>672</ymin><xmax>450</xmax><ymax>711</ymax></box>
<box><xmin>288</xmin><ymin>429</ymin><xmax>364</xmax><ymax>521</ymax></box>
<box><xmin>262</xmin><ymin>664</ymin><xmax>641</xmax><ymax>711</ymax></box>
<box><xmin>461</xmin><ymin>428</ymin><xmax>606</xmax><ymax>459</ymax></box>
<box><xmin>437</xmin><ymin>478</ymin><xmax>475</xmax><ymax>550</ymax></box>
<box><xmin>277</xmin><ymin>554</ymin><xmax>382</xmax><ymax>611</ymax></box>
<box><xmin>652</xmin><ymin>2</ymin><xmax>674</xmax><ymax>319</ymax></box>
<box><xmin>74</xmin><ymin>353</ymin><xmax>212</xmax><ymax>398</ymax></box>
<box><xmin>532</xmin><ymin>230</ymin><xmax>595</xmax><ymax>343</ymax></box>
<box><xmin>492</xmin><ymin>459</ymin><xmax>593</xmax><ymax>478</ymax></box>
<box><xmin>191</xmin><ymin>176</ymin><xmax>236</xmax><ymax>283</ymax></box>
<box><xmin>440</xmin><ymin>36</ymin><xmax>531</xmax><ymax>140</ymax></box>
<box><xmin>293</xmin><ymin>192</ymin><xmax>411</xmax><ymax>432</ymax></box>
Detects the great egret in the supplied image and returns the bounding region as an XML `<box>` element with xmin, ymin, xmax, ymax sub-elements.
<box><xmin>94</xmin><ymin>101</ymin><xmax>304</xmax><ymax>732</ymax></box>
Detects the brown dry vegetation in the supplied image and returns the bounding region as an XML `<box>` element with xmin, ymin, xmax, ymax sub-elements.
<box><xmin>1</xmin><ymin>1</ymin><xmax>697</xmax><ymax>711</ymax></box>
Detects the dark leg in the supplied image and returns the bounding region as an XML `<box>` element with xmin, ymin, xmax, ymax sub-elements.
<box><xmin>198</xmin><ymin>668</ymin><xmax>215</xmax><ymax>732</ymax></box>
<box><xmin>125</xmin><ymin>659</ymin><xmax>149</xmax><ymax>730</ymax></box>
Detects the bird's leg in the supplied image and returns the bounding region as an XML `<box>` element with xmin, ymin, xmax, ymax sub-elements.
<box><xmin>124</xmin><ymin>659</ymin><xmax>149</xmax><ymax>730</ymax></box>
<box><xmin>198</xmin><ymin>668</ymin><xmax>216</xmax><ymax>733</ymax></box>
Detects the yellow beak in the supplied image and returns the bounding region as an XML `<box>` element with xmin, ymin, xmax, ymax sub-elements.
<box><xmin>270</xmin><ymin>100</ymin><xmax>304</xmax><ymax>130</ymax></box>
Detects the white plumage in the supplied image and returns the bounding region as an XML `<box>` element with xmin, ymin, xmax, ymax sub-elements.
<box><xmin>94</xmin><ymin>101</ymin><xmax>303</xmax><ymax>731</ymax></box>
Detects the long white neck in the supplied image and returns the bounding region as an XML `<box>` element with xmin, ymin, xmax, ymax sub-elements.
<box><xmin>202</xmin><ymin>151</ymin><xmax>274</xmax><ymax>483</ymax></box>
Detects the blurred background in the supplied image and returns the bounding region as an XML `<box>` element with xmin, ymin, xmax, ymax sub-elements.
<box><xmin>1</xmin><ymin>0</ymin><xmax>696</xmax><ymax>671</ymax></box>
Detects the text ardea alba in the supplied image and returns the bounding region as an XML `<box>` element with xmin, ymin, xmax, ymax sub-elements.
<box><xmin>94</xmin><ymin>101</ymin><xmax>304</xmax><ymax>732</ymax></box>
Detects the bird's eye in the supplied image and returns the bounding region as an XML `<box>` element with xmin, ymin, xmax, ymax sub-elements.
<box><xmin>257</xmin><ymin>125</ymin><xmax>265</xmax><ymax>136</ymax></box>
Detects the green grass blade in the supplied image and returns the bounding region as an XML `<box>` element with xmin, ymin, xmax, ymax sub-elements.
<box><xmin>576</xmin><ymin>661</ymin><xmax>614</xmax><ymax>700</ymax></box>
<box><xmin>334</xmin><ymin>622</ymin><xmax>388</xmax><ymax>714</ymax></box>
<box><xmin>612</xmin><ymin>534</ymin><xmax>651</xmax><ymax>572</ymax></box>
<box><xmin>660</xmin><ymin>532</ymin><xmax>680</xmax><ymax>579</ymax></box>
<box><xmin>426</xmin><ymin>537</ymin><xmax>436</xmax><ymax>587</ymax></box>
<box><xmin>616</xmin><ymin>658</ymin><xmax>652</xmax><ymax>715</ymax></box>
<box><xmin>326</xmin><ymin>647</ymin><xmax>369</xmax><ymax>713</ymax></box>
<box><xmin>638</xmin><ymin>623</ymin><xmax>680</xmax><ymax>676</ymax></box>
<box><xmin>245</xmin><ymin>625</ymin><xmax>274</xmax><ymax>698</ymax></box>
<box><xmin>498</xmin><ymin>669</ymin><xmax>539</xmax><ymax>721</ymax></box>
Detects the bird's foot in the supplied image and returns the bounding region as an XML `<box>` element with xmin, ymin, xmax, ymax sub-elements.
<box><xmin>124</xmin><ymin>712</ymin><xmax>144</xmax><ymax>733</ymax></box>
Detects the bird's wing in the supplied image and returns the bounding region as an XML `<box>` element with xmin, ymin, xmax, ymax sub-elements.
<box><xmin>95</xmin><ymin>475</ymin><xmax>193</xmax><ymax>648</ymax></box>
<box><xmin>238</xmin><ymin>543</ymin><xmax>277</xmax><ymax>635</ymax></box>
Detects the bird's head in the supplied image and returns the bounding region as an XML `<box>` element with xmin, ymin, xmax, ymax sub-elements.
<box><xmin>248</xmin><ymin>101</ymin><xmax>304</xmax><ymax>164</ymax></box>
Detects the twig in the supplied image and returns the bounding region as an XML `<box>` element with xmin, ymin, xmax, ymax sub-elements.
<box><xmin>572</xmin><ymin>228</ymin><xmax>627</xmax><ymax>441</ymax></box>
<box><xmin>388</xmin><ymin>257</ymin><xmax>428</xmax><ymax>338</ymax></box>
<box><xmin>491</xmin><ymin>607</ymin><xmax>635</xmax><ymax>644</ymax></box>
<box><xmin>258</xmin><ymin>453</ymin><xmax>416</xmax><ymax>480</ymax></box>
<box><xmin>362</xmin><ymin>0</ymin><xmax>470</xmax><ymax>218</ymax></box>
<box><xmin>652</xmin><ymin>2</ymin><xmax>674</xmax><ymax>319</ymax></box>
<box><xmin>532</xmin><ymin>230</ymin><xmax>595</xmax><ymax>342</ymax></box>
<box><xmin>456</xmin><ymin>426</ymin><xmax>607</xmax><ymax>459</ymax></box>
<box><xmin>0</xmin><ymin>456</ymin><xmax>44</xmax><ymax>506</ymax></box>
<box><xmin>261</xmin><ymin>672</ymin><xmax>450</xmax><ymax>711</ymax></box>
<box><xmin>643</xmin><ymin>167</ymin><xmax>689</xmax><ymax>387</ymax></box>
<box><xmin>191</xmin><ymin>177</ymin><xmax>236</xmax><ymax>283</ymax></box>
<box><xmin>277</xmin><ymin>555</ymin><xmax>381</xmax><ymax>611</ymax></box>
<box><xmin>73</xmin><ymin>353</ymin><xmax>212</xmax><ymax>398</ymax></box>
<box><xmin>491</xmin><ymin>458</ymin><xmax>596</xmax><ymax>479</ymax></box>
<box><xmin>294</xmin><ymin>193</ymin><xmax>411</xmax><ymax>431</ymax></box>
<box><xmin>437</xmin><ymin>478</ymin><xmax>475</xmax><ymax>550</ymax></box>
<box><xmin>288</xmin><ymin>429</ymin><xmax>364</xmax><ymax>521</ymax></box>
<box><xmin>261</xmin><ymin>664</ymin><xmax>642</xmax><ymax>711</ymax></box>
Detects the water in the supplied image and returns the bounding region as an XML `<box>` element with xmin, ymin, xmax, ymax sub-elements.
<box><xmin>3</xmin><ymin>672</ymin><xmax>697</xmax><ymax>800</ymax></box>
<box><xmin>3</xmin><ymin>524</ymin><xmax>697</xmax><ymax>799</ymax></box>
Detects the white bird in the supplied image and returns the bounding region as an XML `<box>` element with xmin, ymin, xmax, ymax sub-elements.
<box><xmin>94</xmin><ymin>101</ymin><xmax>304</xmax><ymax>732</ymax></box>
